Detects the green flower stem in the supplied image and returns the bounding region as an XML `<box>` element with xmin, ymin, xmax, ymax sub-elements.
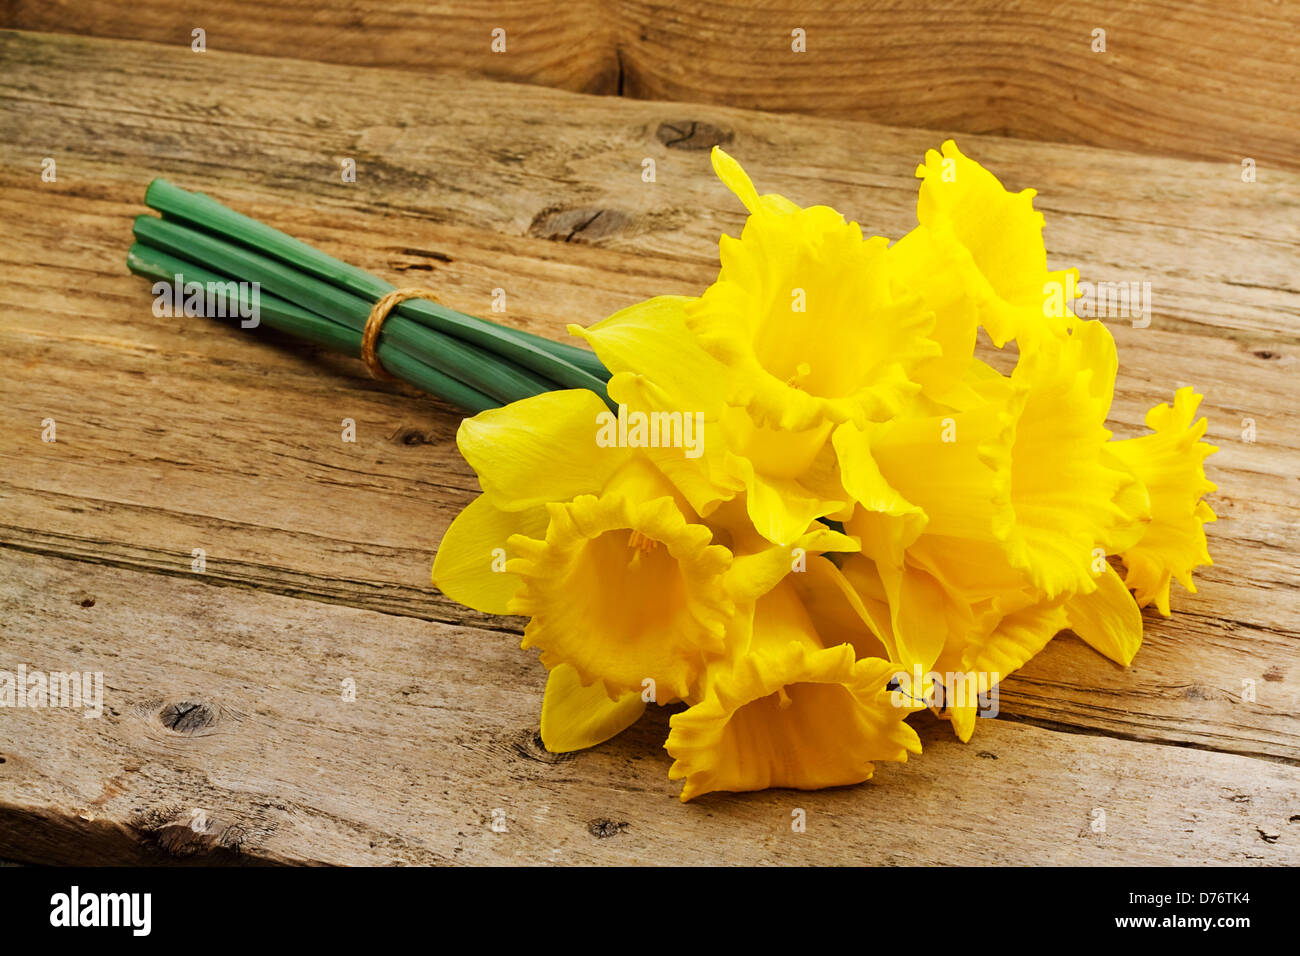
<box><xmin>127</xmin><ymin>242</ymin><xmax>499</xmax><ymax>413</ymax></box>
<box><xmin>144</xmin><ymin>179</ymin><xmax>610</xmax><ymax>385</ymax></box>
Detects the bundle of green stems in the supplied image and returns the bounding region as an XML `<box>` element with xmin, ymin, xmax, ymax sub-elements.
<box><xmin>127</xmin><ymin>180</ymin><xmax>612</xmax><ymax>414</ymax></box>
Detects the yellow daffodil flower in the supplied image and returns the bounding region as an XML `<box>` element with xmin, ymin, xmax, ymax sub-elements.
<box><xmin>665</xmin><ymin>577</ymin><xmax>921</xmax><ymax>801</ymax></box>
<box><xmin>1108</xmin><ymin>387</ymin><xmax>1218</xmax><ymax>615</ymax></box>
<box><xmin>432</xmin><ymin>389</ymin><xmax>724</xmax><ymax>748</ymax></box>
<box><xmin>575</xmin><ymin>148</ymin><xmax>940</xmax><ymax>547</ymax></box>
<box><xmin>889</xmin><ymin>139</ymin><xmax>1078</xmax><ymax>353</ymax></box>
<box><xmin>508</xmin><ymin>458</ymin><xmax>734</xmax><ymax>704</ymax></box>
<box><xmin>837</xmin><ymin>320</ymin><xmax>1146</xmax><ymax>606</ymax></box>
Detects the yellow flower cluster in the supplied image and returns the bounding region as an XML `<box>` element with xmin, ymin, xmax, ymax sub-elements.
<box><xmin>433</xmin><ymin>142</ymin><xmax>1217</xmax><ymax>801</ymax></box>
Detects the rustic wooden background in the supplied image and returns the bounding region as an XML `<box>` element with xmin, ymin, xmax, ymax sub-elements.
<box><xmin>0</xmin><ymin>3</ymin><xmax>1296</xmax><ymax>865</ymax></box>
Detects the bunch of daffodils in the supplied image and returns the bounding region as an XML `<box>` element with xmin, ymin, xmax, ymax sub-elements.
<box><xmin>433</xmin><ymin>142</ymin><xmax>1217</xmax><ymax>801</ymax></box>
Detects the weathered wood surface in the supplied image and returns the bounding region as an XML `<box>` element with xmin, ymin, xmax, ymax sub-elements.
<box><xmin>0</xmin><ymin>30</ymin><xmax>1296</xmax><ymax>863</ymax></box>
<box><xmin>2</xmin><ymin>1</ymin><xmax>1296</xmax><ymax>169</ymax></box>
<box><xmin>2</xmin><ymin>552</ymin><xmax>1296</xmax><ymax>865</ymax></box>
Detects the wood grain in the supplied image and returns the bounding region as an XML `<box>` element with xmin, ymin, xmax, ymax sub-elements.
<box><xmin>2</xmin><ymin>551</ymin><xmax>1296</xmax><ymax>865</ymax></box>
<box><xmin>0</xmin><ymin>30</ymin><xmax>1296</xmax><ymax>863</ymax></box>
<box><xmin>2</xmin><ymin>2</ymin><xmax>1297</xmax><ymax>169</ymax></box>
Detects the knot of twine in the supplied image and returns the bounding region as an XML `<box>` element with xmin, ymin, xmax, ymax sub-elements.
<box><xmin>362</xmin><ymin>287</ymin><xmax>442</xmax><ymax>380</ymax></box>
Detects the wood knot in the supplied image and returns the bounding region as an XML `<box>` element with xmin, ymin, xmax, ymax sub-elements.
<box><xmin>391</xmin><ymin>426</ymin><xmax>432</xmax><ymax>446</ymax></box>
<box><xmin>528</xmin><ymin>206</ymin><xmax>630</xmax><ymax>244</ymax></box>
<box><xmin>76</xmin><ymin>593</ymin><xmax>95</xmax><ymax>608</ymax></box>
<box><xmin>587</xmin><ymin>818</ymin><xmax>629</xmax><ymax>839</ymax></box>
<box><xmin>656</xmin><ymin>120</ymin><xmax>733</xmax><ymax>151</ymax></box>
<box><xmin>158</xmin><ymin>700</ymin><xmax>219</xmax><ymax>735</ymax></box>
<box><xmin>509</xmin><ymin>728</ymin><xmax>574</xmax><ymax>764</ymax></box>
<box><xmin>130</xmin><ymin>805</ymin><xmax>270</xmax><ymax>860</ymax></box>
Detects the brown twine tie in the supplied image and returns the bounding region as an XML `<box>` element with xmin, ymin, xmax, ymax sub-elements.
<box><xmin>362</xmin><ymin>287</ymin><xmax>442</xmax><ymax>381</ymax></box>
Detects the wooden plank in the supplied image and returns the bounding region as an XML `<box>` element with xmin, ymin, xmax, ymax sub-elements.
<box><xmin>0</xmin><ymin>31</ymin><xmax>1296</xmax><ymax>766</ymax></box>
<box><xmin>2</xmin><ymin>2</ymin><xmax>1297</xmax><ymax>169</ymax></box>
<box><xmin>2</xmin><ymin>551</ymin><xmax>1296</xmax><ymax>865</ymax></box>
<box><xmin>613</xmin><ymin>0</ymin><xmax>1300</xmax><ymax>171</ymax></box>
<box><xmin>0</xmin><ymin>1</ymin><xmax>618</xmax><ymax>94</ymax></box>
<box><xmin>2</xmin><ymin>31</ymin><xmax>1294</xmax><ymax>341</ymax></box>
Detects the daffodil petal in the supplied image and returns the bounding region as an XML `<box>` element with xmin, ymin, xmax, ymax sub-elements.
<box><xmin>889</xmin><ymin>564</ymin><xmax>958</xmax><ymax>675</ymax></box>
<box><xmin>540</xmin><ymin>663</ymin><xmax>646</xmax><ymax>753</ymax></box>
<box><xmin>788</xmin><ymin>555</ymin><xmax>892</xmax><ymax>660</ymax></box>
<box><xmin>1064</xmin><ymin>562</ymin><xmax>1143</xmax><ymax>666</ymax></box>
<box><xmin>724</xmin><ymin>522</ymin><xmax>859</xmax><ymax>604</ymax></box>
<box><xmin>569</xmin><ymin>295</ymin><xmax>731</xmax><ymax>414</ymax></box>
<box><xmin>457</xmin><ymin>389</ymin><xmax>628</xmax><ymax>509</ymax></box>
<box><xmin>735</xmin><ymin>459</ymin><xmax>845</xmax><ymax>547</ymax></box>
<box><xmin>711</xmin><ymin>146</ymin><xmax>802</xmax><ymax>216</ymax></box>
<box><xmin>833</xmin><ymin>422</ymin><xmax>927</xmax><ymax>531</ymax></box>
<box><xmin>431</xmin><ymin>494</ymin><xmax>549</xmax><ymax>614</ymax></box>
<box><xmin>1000</xmin><ymin>320</ymin><xmax>1140</xmax><ymax>597</ymax></box>
<box><xmin>941</xmin><ymin>598</ymin><xmax>1069</xmax><ymax>742</ymax></box>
